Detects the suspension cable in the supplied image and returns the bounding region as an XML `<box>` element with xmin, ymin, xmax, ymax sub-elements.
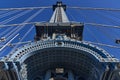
<box><xmin>0</xmin><ymin>6</ymin><xmax>51</xmax><ymax>11</ymax></box>
<box><xmin>8</xmin><ymin>9</ymin><xmax>44</xmax><ymax>53</ymax></box>
<box><xmin>0</xmin><ymin>21</ymin><xmax>120</xmax><ymax>29</ymax></box>
<box><xmin>3</xmin><ymin>9</ymin><xmax>44</xmax><ymax>44</ymax></box>
<box><xmin>0</xmin><ymin>10</ymin><xmax>20</xmax><ymax>19</ymax></box>
<box><xmin>74</xmin><ymin>9</ymin><xmax>120</xmax><ymax>49</ymax></box>
<box><xmin>0</xmin><ymin>10</ymin><xmax>32</xmax><ymax>40</ymax></box>
<box><xmin>66</xmin><ymin>10</ymin><xmax>76</xmax><ymax>21</ymax></box>
<box><xmin>105</xmin><ymin>10</ymin><xmax>120</xmax><ymax>20</ymax></box>
<box><xmin>98</xmin><ymin>11</ymin><xmax>120</xmax><ymax>38</ymax></box>
<box><xmin>0</xmin><ymin>22</ymin><xmax>37</xmax><ymax>28</ymax></box>
<box><xmin>0</xmin><ymin>10</ymin><xmax>31</xmax><ymax>35</ymax></box>
<box><xmin>95</xmin><ymin>10</ymin><xmax>120</xmax><ymax>24</ymax></box>
<box><xmin>18</xmin><ymin>26</ymin><xmax>34</xmax><ymax>41</ymax></box>
<box><xmin>84</xmin><ymin>10</ymin><xmax>116</xmax><ymax>41</ymax></box>
<box><xmin>84</xmin><ymin>41</ymin><xmax>120</xmax><ymax>49</ymax></box>
<box><xmin>0</xmin><ymin>27</ymin><xmax>13</xmax><ymax>37</ymax></box>
<box><xmin>0</xmin><ymin>48</ymin><xmax>6</xmax><ymax>57</ymax></box>
<box><xmin>0</xmin><ymin>41</ymin><xmax>32</xmax><ymax>47</ymax></box>
<box><xmin>10</xmin><ymin>26</ymin><xmax>34</xmax><ymax>53</ymax></box>
<box><xmin>0</xmin><ymin>10</ymin><xmax>31</xmax><ymax>24</ymax></box>
<box><xmin>0</xmin><ymin>34</ymin><xmax>19</xmax><ymax>52</ymax></box>
<box><xmin>84</xmin><ymin>23</ymin><xmax>120</xmax><ymax>29</ymax></box>
<box><xmin>92</xmin><ymin>10</ymin><xmax>120</xmax><ymax>39</ymax></box>
<box><xmin>0</xmin><ymin>11</ymin><xmax>9</xmax><ymax>15</ymax></box>
<box><xmin>86</xmin><ymin>27</ymin><xmax>100</xmax><ymax>42</ymax></box>
<box><xmin>76</xmin><ymin>9</ymin><xmax>100</xmax><ymax>42</ymax></box>
<box><xmin>68</xmin><ymin>7</ymin><xmax>120</xmax><ymax>12</ymax></box>
<box><xmin>67</xmin><ymin>9</ymin><xmax>100</xmax><ymax>42</ymax></box>
<box><xmin>1</xmin><ymin>6</ymin><xmax>119</xmax><ymax>11</ymax></box>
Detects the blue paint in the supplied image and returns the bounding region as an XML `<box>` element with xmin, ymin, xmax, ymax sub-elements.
<box><xmin>0</xmin><ymin>0</ymin><xmax>120</xmax><ymax>59</ymax></box>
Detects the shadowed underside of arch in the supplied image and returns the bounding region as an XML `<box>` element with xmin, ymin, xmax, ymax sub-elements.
<box><xmin>23</xmin><ymin>47</ymin><xmax>104</xmax><ymax>80</ymax></box>
<box><xmin>0</xmin><ymin>40</ymin><xmax>120</xmax><ymax>80</ymax></box>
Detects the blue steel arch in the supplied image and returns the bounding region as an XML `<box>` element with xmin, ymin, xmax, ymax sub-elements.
<box><xmin>1</xmin><ymin>38</ymin><xmax>118</xmax><ymax>80</ymax></box>
<box><xmin>3</xmin><ymin>39</ymin><xmax>119</xmax><ymax>63</ymax></box>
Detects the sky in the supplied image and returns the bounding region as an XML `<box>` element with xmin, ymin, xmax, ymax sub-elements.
<box><xmin>0</xmin><ymin>0</ymin><xmax>120</xmax><ymax>8</ymax></box>
<box><xmin>0</xmin><ymin>0</ymin><xmax>120</xmax><ymax>59</ymax></box>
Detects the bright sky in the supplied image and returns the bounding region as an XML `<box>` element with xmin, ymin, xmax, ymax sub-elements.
<box><xmin>0</xmin><ymin>0</ymin><xmax>120</xmax><ymax>59</ymax></box>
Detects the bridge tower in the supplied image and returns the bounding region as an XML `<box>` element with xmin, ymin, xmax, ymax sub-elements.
<box><xmin>0</xmin><ymin>1</ymin><xmax>120</xmax><ymax>80</ymax></box>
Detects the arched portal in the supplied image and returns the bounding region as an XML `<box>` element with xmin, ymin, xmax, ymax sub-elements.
<box><xmin>0</xmin><ymin>1</ymin><xmax>120</xmax><ymax>80</ymax></box>
<box><xmin>1</xmin><ymin>39</ymin><xmax>119</xmax><ymax>80</ymax></box>
<box><xmin>21</xmin><ymin>47</ymin><xmax>105</xmax><ymax>80</ymax></box>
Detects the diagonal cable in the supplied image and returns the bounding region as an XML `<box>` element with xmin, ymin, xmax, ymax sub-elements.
<box><xmin>0</xmin><ymin>10</ymin><xmax>20</xmax><ymax>19</ymax></box>
<box><xmin>7</xmin><ymin>9</ymin><xmax>44</xmax><ymax>54</ymax></box>
<box><xmin>84</xmin><ymin>41</ymin><xmax>120</xmax><ymax>49</ymax></box>
<box><xmin>0</xmin><ymin>10</ymin><xmax>32</xmax><ymax>40</ymax></box>
<box><xmin>0</xmin><ymin>34</ymin><xmax>19</xmax><ymax>52</ymax></box>
<box><xmin>0</xmin><ymin>10</ymin><xmax>31</xmax><ymax>24</ymax></box>
<box><xmin>4</xmin><ymin>9</ymin><xmax>44</xmax><ymax>43</ymax></box>
<box><xmin>10</xmin><ymin>26</ymin><xmax>34</xmax><ymax>53</ymax></box>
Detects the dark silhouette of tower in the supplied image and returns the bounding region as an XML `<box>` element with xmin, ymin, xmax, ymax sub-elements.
<box><xmin>0</xmin><ymin>2</ymin><xmax>120</xmax><ymax>80</ymax></box>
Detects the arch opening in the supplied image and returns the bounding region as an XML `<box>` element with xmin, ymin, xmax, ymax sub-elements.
<box><xmin>21</xmin><ymin>47</ymin><xmax>104</xmax><ymax>80</ymax></box>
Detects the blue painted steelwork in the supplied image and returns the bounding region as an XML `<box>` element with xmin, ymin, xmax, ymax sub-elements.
<box><xmin>3</xmin><ymin>39</ymin><xmax>118</xmax><ymax>63</ymax></box>
<box><xmin>0</xmin><ymin>1</ymin><xmax>120</xmax><ymax>80</ymax></box>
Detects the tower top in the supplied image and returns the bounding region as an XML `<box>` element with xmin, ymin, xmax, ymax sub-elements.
<box><xmin>34</xmin><ymin>2</ymin><xmax>84</xmax><ymax>41</ymax></box>
<box><xmin>53</xmin><ymin>1</ymin><xmax>66</xmax><ymax>11</ymax></box>
<box><xmin>50</xmin><ymin>1</ymin><xmax>68</xmax><ymax>23</ymax></box>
